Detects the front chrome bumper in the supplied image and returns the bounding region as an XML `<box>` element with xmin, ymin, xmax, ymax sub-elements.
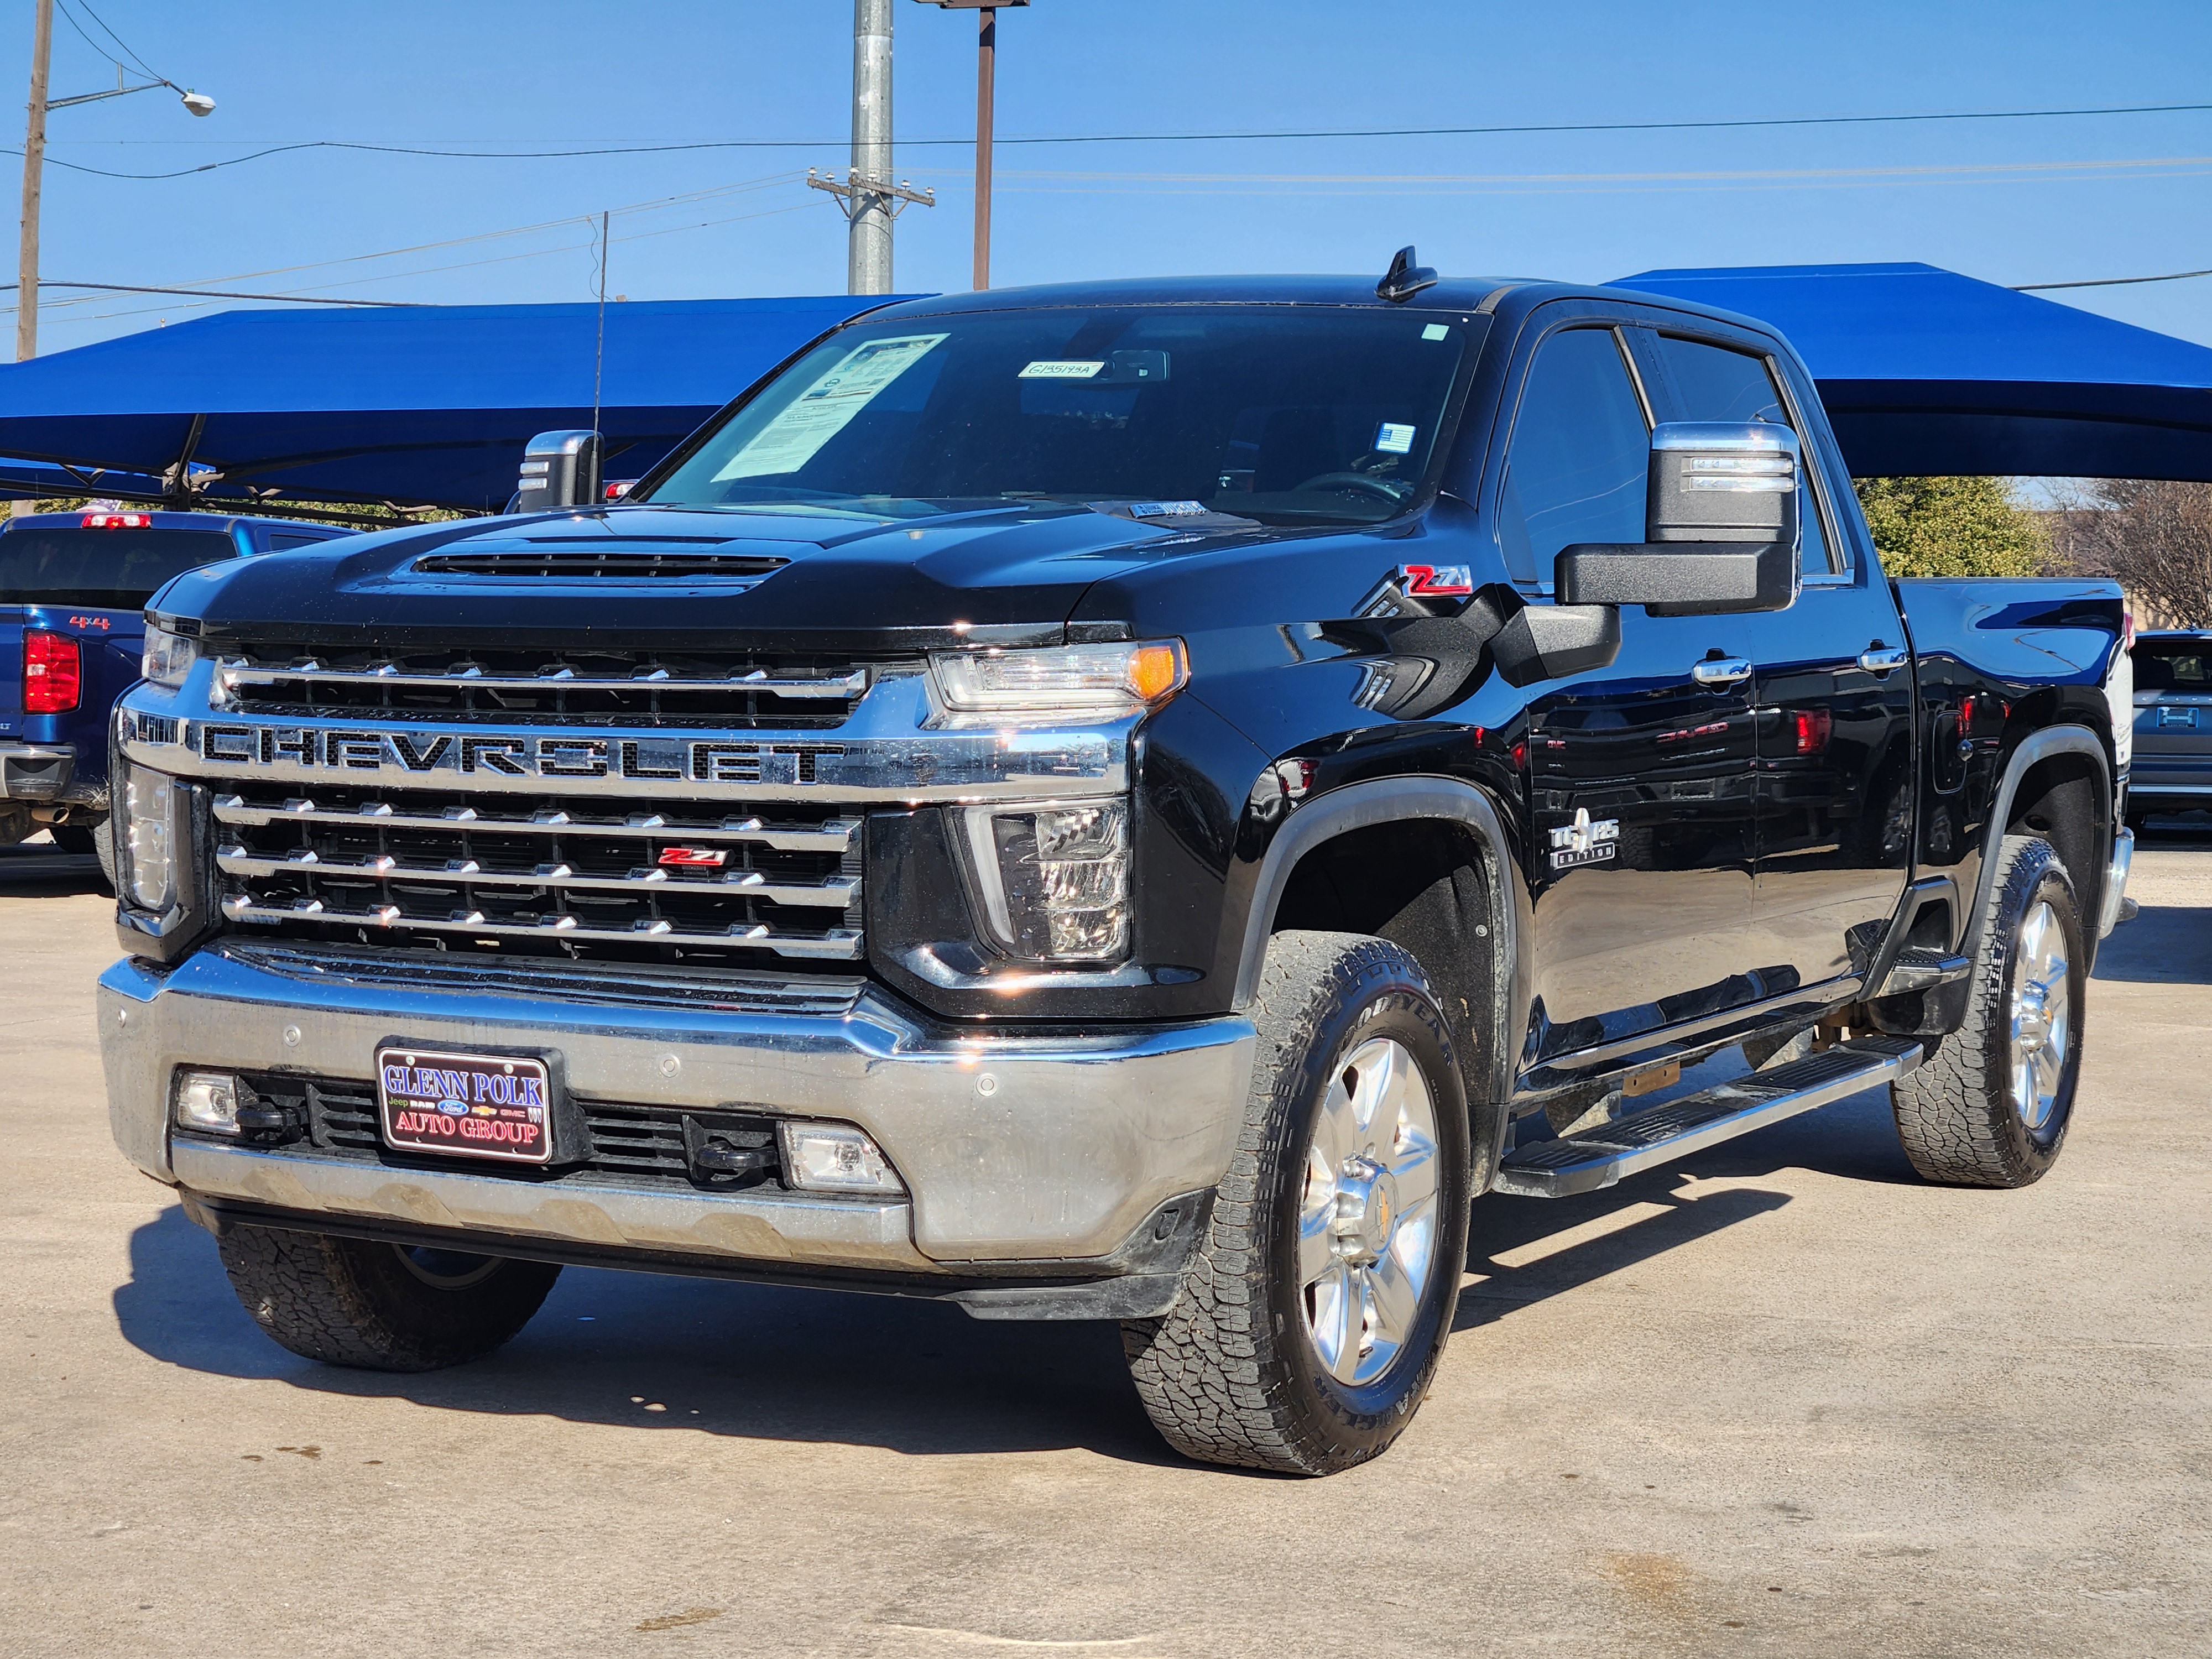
<box><xmin>100</xmin><ymin>943</ymin><xmax>1254</xmax><ymax>1270</ymax></box>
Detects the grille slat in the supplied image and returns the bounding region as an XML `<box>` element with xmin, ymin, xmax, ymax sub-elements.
<box><xmin>211</xmin><ymin>795</ymin><xmax>858</xmax><ymax>853</ymax></box>
<box><xmin>214</xmin><ymin>846</ymin><xmax>859</xmax><ymax>907</ymax></box>
<box><xmin>211</xmin><ymin>643</ymin><xmax>893</xmax><ymax>730</ymax></box>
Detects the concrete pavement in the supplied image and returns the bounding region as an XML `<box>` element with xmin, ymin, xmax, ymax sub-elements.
<box><xmin>2</xmin><ymin>829</ymin><xmax>2208</xmax><ymax>1657</ymax></box>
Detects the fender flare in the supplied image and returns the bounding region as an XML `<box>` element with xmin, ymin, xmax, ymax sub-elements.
<box><xmin>1962</xmin><ymin>726</ymin><xmax>2111</xmax><ymax>951</ymax></box>
<box><xmin>1228</xmin><ymin>775</ymin><xmax>1532</xmax><ymax>1183</ymax></box>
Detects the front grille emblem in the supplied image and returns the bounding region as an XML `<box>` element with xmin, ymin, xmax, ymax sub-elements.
<box><xmin>658</xmin><ymin>847</ymin><xmax>728</xmax><ymax>868</ymax></box>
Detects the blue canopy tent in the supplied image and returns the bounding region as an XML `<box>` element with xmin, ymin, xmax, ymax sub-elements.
<box><xmin>1616</xmin><ymin>262</ymin><xmax>2212</xmax><ymax>481</ymax></box>
<box><xmin>0</xmin><ymin>294</ymin><xmax>897</xmax><ymax>513</ymax></box>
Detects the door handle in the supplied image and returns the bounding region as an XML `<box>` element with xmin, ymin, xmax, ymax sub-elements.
<box><xmin>1691</xmin><ymin>657</ymin><xmax>1752</xmax><ymax>686</ymax></box>
<box><xmin>1858</xmin><ymin>644</ymin><xmax>1910</xmax><ymax>674</ymax></box>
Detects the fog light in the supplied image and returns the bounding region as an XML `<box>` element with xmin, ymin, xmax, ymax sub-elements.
<box><xmin>776</xmin><ymin>1121</ymin><xmax>905</xmax><ymax>1196</ymax></box>
<box><xmin>174</xmin><ymin>1070</ymin><xmax>242</xmax><ymax>1136</ymax></box>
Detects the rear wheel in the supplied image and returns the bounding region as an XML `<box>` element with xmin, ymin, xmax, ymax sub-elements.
<box><xmin>1120</xmin><ymin>931</ymin><xmax>1471</xmax><ymax>1474</ymax></box>
<box><xmin>1890</xmin><ymin>835</ymin><xmax>2084</xmax><ymax>1186</ymax></box>
<box><xmin>215</xmin><ymin>1223</ymin><xmax>562</xmax><ymax>1371</ymax></box>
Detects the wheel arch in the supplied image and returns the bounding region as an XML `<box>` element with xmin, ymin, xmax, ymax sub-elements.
<box><xmin>1230</xmin><ymin>775</ymin><xmax>1530</xmax><ymax>1186</ymax></box>
<box><xmin>1966</xmin><ymin>727</ymin><xmax>2112</xmax><ymax>959</ymax></box>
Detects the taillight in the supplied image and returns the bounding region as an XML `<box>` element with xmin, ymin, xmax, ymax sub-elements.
<box><xmin>1793</xmin><ymin>709</ymin><xmax>1832</xmax><ymax>754</ymax></box>
<box><xmin>24</xmin><ymin>629</ymin><xmax>81</xmax><ymax>713</ymax></box>
<box><xmin>2122</xmin><ymin>609</ymin><xmax>2137</xmax><ymax>651</ymax></box>
<box><xmin>81</xmin><ymin>511</ymin><xmax>150</xmax><ymax>529</ymax></box>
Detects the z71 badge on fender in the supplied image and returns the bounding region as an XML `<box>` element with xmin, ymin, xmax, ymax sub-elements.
<box><xmin>1397</xmin><ymin>564</ymin><xmax>1473</xmax><ymax>597</ymax></box>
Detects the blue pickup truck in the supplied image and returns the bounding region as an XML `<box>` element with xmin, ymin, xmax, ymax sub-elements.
<box><xmin>0</xmin><ymin>508</ymin><xmax>351</xmax><ymax>883</ymax></box>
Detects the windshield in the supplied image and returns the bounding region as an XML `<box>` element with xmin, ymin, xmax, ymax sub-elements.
<box><xmin>0</xmin><ymin>527</ymin><xmax>237</xmax><ymax>607</ymax></box>
<box><xmin>643</xmin><ymin>306</ymin><xmax>1475</xmax><ymax>525</ymax></box>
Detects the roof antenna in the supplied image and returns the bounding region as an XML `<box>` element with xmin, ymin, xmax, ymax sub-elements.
<box><xmin>1377</xmin><ymin>244</ymin><xmax>1439</xmax><ymax>304</ymax></box>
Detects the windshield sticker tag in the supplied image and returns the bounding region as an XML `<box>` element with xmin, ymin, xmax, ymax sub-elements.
<box><xmin>1018</xmin><ymin>359</ymin><xmax>1106</xmax><ymax>380</ymax></box>
<box><xmin>1128</xmin><ymin>500</ymin><xmax>1207</xmax><ymax>518</ymax></box>
<box><xmin>712</xmin><ymin>332</ymin><xmax>948</xmax><ymax>481</ymax></box>
<box><xmin>1421</xmin><ymin>324</ymin><xmax>1451</xmax><ymax>342</ymax></box>
<box><xmin>1375</xmin><ymin>422</ymin><xmax>1417</xmax><ymax>455</ymax></box>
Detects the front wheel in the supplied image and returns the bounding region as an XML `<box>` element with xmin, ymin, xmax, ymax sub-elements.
<box><xmin>1121</xmin><ymin>931</ymin><xmax>1472</xmax><ymax>1474</ymax></box>
<box><xmin>1890</xmin><ymin>834</ymin><xmax>2085</xmax><ymax>1186</ymax></box>
<box><xmin>216</xmin><ymin>1223</ymin><xmax>562</xmax><ymax>1371</ymax></box>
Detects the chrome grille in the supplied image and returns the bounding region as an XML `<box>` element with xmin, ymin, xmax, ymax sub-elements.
<box><xmin>212</xmin><ymin>781</ymin><xmax>864</xmax><ymax>964</ymax></box>
<box><xmin>213</xmin><ymin>643</ymin><xmax>886</xmax><ymax>729</ymax></box>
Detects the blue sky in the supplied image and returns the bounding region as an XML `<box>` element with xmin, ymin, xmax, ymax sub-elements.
<box><xmin>8</xmin><ymin>0</ymin><xmax>2212</xmax><ymax>353</ymax></box>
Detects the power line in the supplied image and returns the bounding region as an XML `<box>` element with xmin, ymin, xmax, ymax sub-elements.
<box><xmin>61</xmin><ymin>0</ymin><xmax>164</xmax><ymax>81</ymax></box>
<box><xmin>2014</xmin><ymin>267</ymin><xmax>2212</xmax><ymax>290</ymax></box>
<box><xmin>0</xmin><ymin>279</ymin><xmax>419</xmax><ymax>305</ymax></box>
<box><xmin>13</xmin><ymin>98</ymin><xmax>2212</xmax><ymax>180</ymax></box>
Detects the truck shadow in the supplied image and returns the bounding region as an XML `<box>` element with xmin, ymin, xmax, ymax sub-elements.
<box><xmin>111</xmin><ymin>1096</ymin><xmax>1906</xmax><ymax>1465</ymax></box>
<box><xmin>0</xmin><ymin>838</ymin><xmax>106</xmax><ymax>896</ymax></box>
<box><xmin>2090</xmin><ymin>903</ymin><xmax>2212</xmax><ymax>984</ymax></box>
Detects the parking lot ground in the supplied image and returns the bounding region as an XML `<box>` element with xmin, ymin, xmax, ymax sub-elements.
<box><xmin>3</xmin><ymin>826</ymin><xmax>2209</xmax><ymax>1658</ymax></box>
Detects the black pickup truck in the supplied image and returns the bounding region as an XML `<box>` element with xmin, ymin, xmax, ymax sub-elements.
<box><xmin>100</xmin><ymin>257</ymin><xmax>2132</xmax><ymax>1474</ymax></box>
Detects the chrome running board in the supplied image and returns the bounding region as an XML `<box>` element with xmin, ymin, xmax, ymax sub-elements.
<box><xmin>1493</xmin><ymin>1035</ymin><xmax>1925</xmax><ymax>1199</ymax></box>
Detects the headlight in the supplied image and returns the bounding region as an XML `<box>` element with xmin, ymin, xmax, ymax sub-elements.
<box><xmin>116</xmin><ymin>760</ymin><xmax>179</xmax><ymax>911</ymax></box>
<box><xmin>959</xmin><ymin>799</ymin><xmax>1131</xmax><ymax>962</ymax></box>
<box><xmin>142</xmin><ymin>622</ymin><xmax>199</xmax><ymax>688</ymax></box>
<box><xmin>930</xmin><ymin>639</ymin><xmax>1186</xmax><ymax>721</ymax></box>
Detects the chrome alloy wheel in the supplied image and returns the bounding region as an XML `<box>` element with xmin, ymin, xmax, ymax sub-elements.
<box><xmin>1297</xmin><ymin>1036</ymin><xmax>1442</xmax><ymax>1386</ymax></box>
<box><xmin>2007</xmin><ymin>899</ymin><xmax>2072</xmax><ymax>1133</ymax></box>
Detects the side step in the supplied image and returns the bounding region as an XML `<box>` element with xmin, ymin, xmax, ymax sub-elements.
<box><xmin>1493</xmin><ymin>1035</ymin><xmax>1925</xmax><ymax>1199</ymax></box>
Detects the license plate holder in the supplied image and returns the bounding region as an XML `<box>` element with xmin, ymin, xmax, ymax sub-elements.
<box><xmin>376</xmin><ymin>1043</ymin><xmax>564</xmax><ymax>1165</ymax></box>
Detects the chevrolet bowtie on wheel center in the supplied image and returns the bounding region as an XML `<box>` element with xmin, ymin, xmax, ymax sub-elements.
<box><xmin>100</xmin><ymin>257</ymin><xmax>2132</xmax><ymax>1474</ymax></box>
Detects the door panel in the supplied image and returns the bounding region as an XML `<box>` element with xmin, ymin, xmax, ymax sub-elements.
<box><xmin>1526</xmin><ymin>619</ymin><xmax>1759</xmax><ymax>1058</ymax></box>
<box><xmin>1492</xmin><ymin>312</ymin><xmax>1760</xmax><ymax>1065</ymax></box>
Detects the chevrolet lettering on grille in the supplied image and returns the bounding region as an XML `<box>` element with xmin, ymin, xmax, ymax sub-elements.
<box><xmin>194</xmin><ymin>724</ymin><xmax>847</xmax><ymax>786</ymax></box>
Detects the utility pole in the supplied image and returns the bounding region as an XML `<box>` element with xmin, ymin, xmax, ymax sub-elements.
<box><xmin>807</xmin><ymin>0</ymin><xmax>933</xmax><ymax>295</ymax></box>
<box><xmin>17</xmin><ymin>0</ymin><xmax>52</xmax><ymax>361</ymax></box>
<box><xmin>849</xmin><ymin>0</ymin><xmax>894</xmax><ymax>294</ymax></box>
<box><xmin>14</xmin><ymin>9</ymin><xmax>213</xmax><ymax>361</ymax></box>
<box><xmin>915</xmin><ymin>1</ymin><xmax>1026</xmax><ymax>291</ymax></box>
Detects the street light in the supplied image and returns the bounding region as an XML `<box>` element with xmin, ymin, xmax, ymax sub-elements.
<box><xmin>913</xmin><ymin>0</ymin><xmax>1026</xmax><ymax>291</ymax></box>
<box><xmin>17</xmin><ymin>0</ymin><xmax>214</xmax><ymax>359</ymax></box>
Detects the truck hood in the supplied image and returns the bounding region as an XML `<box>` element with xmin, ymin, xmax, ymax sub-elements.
<box><xmin>153</xmin><ymin>503</ymin><xmax>1260</xmax><ymax>651</ymax></box>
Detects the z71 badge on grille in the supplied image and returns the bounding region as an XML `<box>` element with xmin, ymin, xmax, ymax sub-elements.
<box><xmin>1548</xmin><ymin>808</ymin><xmax>1620</xmax><ymax>871</ymax></box>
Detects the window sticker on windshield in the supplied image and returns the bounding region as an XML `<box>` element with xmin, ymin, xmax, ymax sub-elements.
<box><xmin>1128</xmin><ymin>500</ymin><xmax>1207</xmax><ymax>518</ymax></box>
<box><xmin>1421</xmin><ymin>324</ymin><xmax>1451</xmax><ymax>342</ymax></box>
<box><xmin>1017</xmin><ymin>359</ymin><xmax>1106</xmax><ymax>380</ymax></box>
<box><xmin>1375</xmin><ymin>422</ymin><xmax>1417</xmax><ymax>455</ymax></box>
<box><xmin>712</xmin><ymin>333</ymin><xmax>948</xmax><ymax>480</ymax></box>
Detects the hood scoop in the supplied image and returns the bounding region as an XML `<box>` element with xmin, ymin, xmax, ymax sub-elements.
<box><xmin>410</xmin><ymin>534</ymin><xmax>792</xmax><ymax>582</ymax></box>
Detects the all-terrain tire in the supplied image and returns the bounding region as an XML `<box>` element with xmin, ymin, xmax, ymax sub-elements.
<box><xmin>1890</xmin><ymin>834</ymin><xmax>2085</xmax><ymax>1187</ymax></box>
<box><xmin>216</xmin><ymin>1223</ymin><xmax>562</xmax><ymax>1371</ymax></box>
<box><xmin>1120</xmin><ymin>930</ymin><xmax>1472</xmax><ymax>1475</ymax></box>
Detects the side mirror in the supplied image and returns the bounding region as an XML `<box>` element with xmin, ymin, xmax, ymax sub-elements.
<box><xmin>1554</xmin><ymin>422</ymin><xmax>1802</xmax><ymax>616</ymax></box>
<box><xmin>510</xmin><ymin>430</ymin><xmax>602</xmax><ymax>513</ymax></box>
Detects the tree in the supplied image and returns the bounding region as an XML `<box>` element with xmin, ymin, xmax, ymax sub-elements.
<box><xmin>1851</xmin><ymin>476</ymin><xmax>2051</xmax><ymax>578</ymax></box>
<box><xmin>2046</xmin><ymin>478</ymin><xmax>2212</xmax><ymax>628</ymax></box>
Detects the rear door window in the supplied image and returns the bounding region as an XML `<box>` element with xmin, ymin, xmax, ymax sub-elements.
<box><xmin>1497</xmin><ymin>327</ymin><xmax>1650</xmax><ymax>587</ymax></box>
<box><xmin>0</xmin><ymin>527</ymin><xmax>238</xmax><ymax>606</ymax></box>
<box><xmin>1654</xmin><ymin>335</ymin><xmax>1837</xmax><ymax>578</ymax></box>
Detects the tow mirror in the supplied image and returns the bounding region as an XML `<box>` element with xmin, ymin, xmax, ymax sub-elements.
<box><xmin>509</xmin><ymin>430</ymin><xmax>602</xmax><ymax>513</ymax></box>
<box><xmin>1554</xmin><ymin>422</ymin><xmax>1801</xmax><ymax>616</ymax></box>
